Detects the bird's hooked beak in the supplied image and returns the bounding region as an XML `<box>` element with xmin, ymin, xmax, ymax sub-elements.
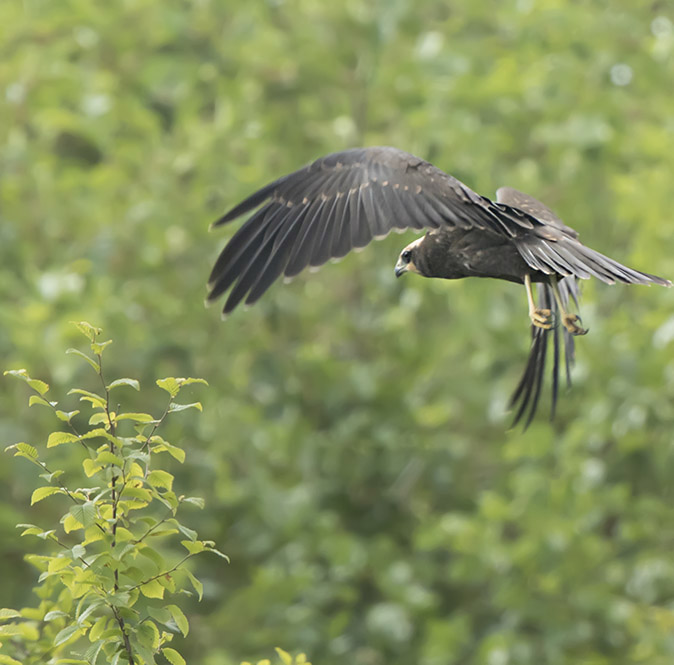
<box><xmin>394</xmin><ymin>237</ymin><xmax>423</xmax><ymax>278</ymax></box>
<box><xmin>394</xmin><ymin>257</ymin><xmax>408</xmax><ymax>278</ymax></box>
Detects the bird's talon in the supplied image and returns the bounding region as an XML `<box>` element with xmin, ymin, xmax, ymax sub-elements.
<box><xmin>530</xmin><ymin>308</ymin><xmax>553</xmax><ymax>330</ymax></box>
<box><xmin>562</xmin><ymin>313</ymin><xmax>588</xmax><ymax>336</ymax></box>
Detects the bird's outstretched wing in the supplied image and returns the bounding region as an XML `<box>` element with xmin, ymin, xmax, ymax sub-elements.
<box><xmin>207</xmin><ymin>146</ymin><xmax>538</xmax><ymax>315</ymax></box>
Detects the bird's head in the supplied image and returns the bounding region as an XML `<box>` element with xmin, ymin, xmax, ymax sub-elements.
<box><xmin>394</xmin><ymin>236</ymin><xmax>424</xmax><ymax>278</ymax></box>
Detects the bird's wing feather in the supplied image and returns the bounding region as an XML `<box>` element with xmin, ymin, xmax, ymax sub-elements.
<box><xmin>496</xmin><ymin>187</ymin><xmax>671</xmax><ymax>287</ymax></box>
<box><xmin>208</xmin><ymin>147</ymin><xmax>540</xmax><ymax>314</ymax></box>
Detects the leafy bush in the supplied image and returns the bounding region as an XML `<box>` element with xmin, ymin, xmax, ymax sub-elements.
<box><xmin>0</xmin><ymin>322</ymin><xmax>224</xmax><ymax>665</ymax></box>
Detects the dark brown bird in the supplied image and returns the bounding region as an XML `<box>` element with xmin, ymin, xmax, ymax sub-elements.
<box><xmin>207</xmin><ymin>147</ymin><xmax>670</xmax><ymax>426</ymax></box>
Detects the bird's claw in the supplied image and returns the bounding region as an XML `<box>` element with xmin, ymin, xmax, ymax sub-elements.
<box><xmin>530</xmin><ymin>308</ymin><xmax>553</xmax><ymax>330</ymax></box>
<box><xmin>562</xmin><ymin>313</ymin><xmax>588</xmax><ymax>336</ymax></box>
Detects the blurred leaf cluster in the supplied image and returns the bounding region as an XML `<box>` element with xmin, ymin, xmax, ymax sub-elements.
<box><xmin>1</xmin><ymin>0</ymin><xmax>673</xmax><ymax>664</ymax></box>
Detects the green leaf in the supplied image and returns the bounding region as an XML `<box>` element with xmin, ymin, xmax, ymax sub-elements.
<box><xmin>90</xmin><ymin>340</ymin><xmax>112</xmax><ymax>355</ymax></box>
<box><xmin>40</xmin><ymin>469</ymin><xmax>64</xmax><ymax>483</ymax></box>
<box><xmin>88</xmin><ymin>412</ymin><xmax>109</xmax><ymax>426</ymax></box>
<box><xmin>167</xmin><ymin>604</ymin><xmax>189</xmax><ymax>637</ymax></box>
<box><xmin>3</xmin><ymin>369</ymin><xmax>49</xmax><ymax>394</ymax></box>
<box><xmin>275</xmin><ymin>648</ymin><xmax>293</xmax><ymax>665</ymax></box>
<box><xmin>31</xmin><ymin>486</ymin><xmax>64</xmax><ymax>505</ymax></box>
<box><xmin>88</xmin><ymin>616</ymin><xmax>108</xmax><ymax>642</ymax></box>
<box><xmin>177</xmin><ymin>524</ymin><xmax>197</xmax><ymax>541</ymax></box>
<box><xmin>67</xmin><ymin>388</ymin><xmax>106</xmax><ymax>408</ymax></box>
<box><xmin>28</xmin><ymin>378</ymin><xmax>50</xmax><ymax>395</ymax></box>
<box><xmin>68</xmin><ymin>502</ymin><xmax>97</xmax><ymax>529</ymax></box>
<box><xmin>95</xmin><ymin>451</ymin><xmax>124</xmax><ymax>467</ymax></box>
<box><xmin>181</xmin><ymin>540</ymin><xmax>205</xmax><ymax>555</ymax></box>
<box><xmin>147</xmin><ymin>469</ymin><xmax>173</xmax><ymax>491</ymax></box>
<box><xmin>53</xmin><ymin>623</ymin><xmax>82</xmax><ymax>647</ymax></box>
<box><xmin>73</xmin><ymin>321</ymin><xmax>101</xmax><ymax>340</ymax></box>
<box><xmin>168</xmin><ymin>401</ymin><xmax>202</xmax><ymax>413</ymax></box>
<box><xmin>56</xmin><ymin>409</ymin><xmax>80</xmax><ymax>422</ymax></box>
<box><xmin>0</xmin><ymin>653</ymin><xmax>24</xmax><ymax>665</ymax></box>
<box><xmin>84</xmin><ymin>640</ymin><xmax>105</xmax><ymax>664</ymax></box>
<box><xmin>108</xmin><ymin>378</ymin><xmax>140</xmax><ymax>391</ymax></box>
<box><xmin>44</xmin><ymin>610</ymin><xmax>69</xmax><ymax>621</ymax></box>
<box><xmin>156</xmin><ymin>377</ymin><xmax>180</xmax><ymax>397</ymax></box>
<box><xmin>47</xmin><ymin>431</ymin><xmax>80</xmax><ymax>448</ymax></box>
<box><xmin>185</xmin><ymin>569</ymin><xmax>203</xmax><ymax>601</ymax></box>
<box><xmin>149</xmin><ymin>436</ymin><xmax>186</xmax><ymax>463</ymax></box>
<box><xmin>65</xmin><ymin>348</ymin><xmax>100</xmax><ymax>372</ymax></box>
<box><xmin>29</xmin><ymin>394</ymin><xmax>53</xmax><ymax>408</ymax></box>
<box><xmin>181</xmin><ymin>496</ymin><xmax>205</xmax><ymax>509</ymax></box>
<box><xmin>8</xmin><ymin>442</ymin><xmax>38</xmax><ymax>459</ymax></box>
<box><xmin>162</xmin><ymin>647</ymin><xmax>186</xmax><ymax>665</ymax></box>
<box><xmin>82</xmin><ymin>459</ymin><xmax>102</xmax><ymax>478</ymax></box>
<box><xmin>116</xmin><ymin>412</ymin><xmax>157</xmax><ymax>423</ymax></box>
<box><xmin>139</xmin><ymin>578</ymin><xmax>165</xmax><ymax>599</ymax></box>
<box><xmin>0</xmin><ymin>609</ymin><xmax>21</xmax><ymax>621</ymax></box>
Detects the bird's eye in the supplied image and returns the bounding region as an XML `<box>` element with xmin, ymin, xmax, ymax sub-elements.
<box><xmin>402</xmin><ymin>250</ymin><xmax>412</xmax><ymax>263</ymax></box>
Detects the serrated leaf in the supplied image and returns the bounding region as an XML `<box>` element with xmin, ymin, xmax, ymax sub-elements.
<box><xmin>29</xmin><ymin>394</ymin><xmax>52</xmax><ymax>408</ymax></box>
<box><xmin>65</xmin><ymin>348</ymin><xmax>100</xmax><ymax>372</ymax></box>
<box><xmin>147</xmin><ymin>469</ymin><xmax>173</xmax><ymax>491</ymax></box>
<box><xmin>162</xmin><ymin>647</ymin><xmax>186</xmax><ymax>665</ymax></box>
<box><xmin>166</xmin><ymin>604</ymin><xmax>189</xmax><ymax>637</ymax></box>
<box><xmin>27</xmin><ymin>378</ymin><xmax>50</xmax><ymax>395</ymax></box>
<box><xmin>81</xmin><ymin>428</ymin><xmax>118</xmax><ymax>445</ymax></box>
<box><xmin>47</xmin><ymin>431</ymin><xmax>80</xmax><ymax>448</ymax></box>
<box><xmin>68</xmin><ymin>502</ymin><xmax>97</xmax><ymax>529</ymax></box>
<box><xmin>13</xmin><ymin>442</ymin><xmax>38</xmax><ymax>459</ymax></box>
<box><xmin>108</xmin><ymin>378</ymin><xmax>140</xmax><ymax>391</ymax></box>
<box><xmin>156</xmin><ymin>377</ymin><xmax>180</xmax><ymax>397</ymax></box>
<box><xmin>168</xmin><ymin>401</ymin><xmax>202</xmax><ymax>413</ymax></box>
<box><xmin>31</xmin><ymin>486</ymin><xmax>64</xmax><ymax>505</ymax></box>
<box><xmin>139</xmin><ymin>578</ymin><xmax>164</xmax><ymax>599</ymax></box>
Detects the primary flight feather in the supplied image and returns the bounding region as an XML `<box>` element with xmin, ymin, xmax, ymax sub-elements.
<box><xmin>207</xmin><ymin>146</ymin><xmax>670</xmax><ymax>426</ymax></box>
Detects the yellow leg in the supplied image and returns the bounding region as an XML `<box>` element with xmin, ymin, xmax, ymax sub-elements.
<box><xmin>525</xmin><ymin>274</ymin><xmax>552</xmax><ymax>330</ymax></box>
<box><xmin>551</xmin><ymin>279</ymin><xmax>588</xmax><ymax>336</ymax></box>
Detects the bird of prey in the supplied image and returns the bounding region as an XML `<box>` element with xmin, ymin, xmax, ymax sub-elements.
<box><xmin>207</xmin><ymin>146</ymin><xmax>670</xmax><ymax>426</ymax></box>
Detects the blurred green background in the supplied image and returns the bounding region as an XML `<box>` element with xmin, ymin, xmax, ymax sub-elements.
<box><xmin>2</xmin><ymin>0</ymin><xmax>674</xmax><ymax>663</ymax></box>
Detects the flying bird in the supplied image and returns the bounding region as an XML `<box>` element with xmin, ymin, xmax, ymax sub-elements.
<box><xmin>207</xmin><ymin>146</ymin><xmax>670</xmax><ymax>426</ymax></box>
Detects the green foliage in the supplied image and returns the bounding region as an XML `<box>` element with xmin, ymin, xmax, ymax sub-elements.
<box><xmin>1</xmin><ymin>1</ymin><xmax>674</xmax><ymax>664</ymax></box>
<box><xmin>1</xmin><ymin>323</ymin><xmax>221</xmax><ymax>664</ymax></box>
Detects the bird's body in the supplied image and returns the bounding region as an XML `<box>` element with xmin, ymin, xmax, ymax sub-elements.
<box><xmin>208</xmin><ymin>146</ymin><xmax>670</xmax><ymax>425</ymax></box>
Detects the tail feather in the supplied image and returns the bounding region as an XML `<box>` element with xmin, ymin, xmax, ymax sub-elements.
<box><xmin>510</xmin><ymin>277</ymin><xmax>577</xmax><ymax>428</ymax></box>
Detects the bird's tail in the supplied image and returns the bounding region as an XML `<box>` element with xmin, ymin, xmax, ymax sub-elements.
<box><xmin>510</xmin><ymin>277</ymin><xmax>579</xmax><ymax>428</ymax></box>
